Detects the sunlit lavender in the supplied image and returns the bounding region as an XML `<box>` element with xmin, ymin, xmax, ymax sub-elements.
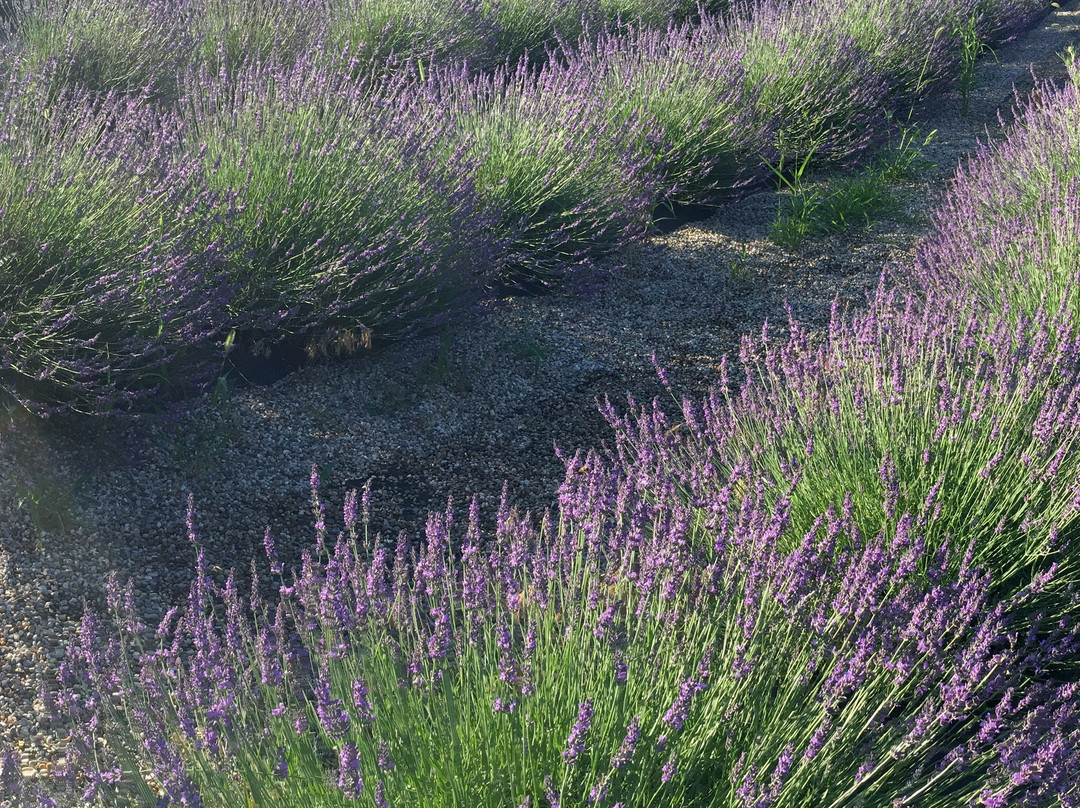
<box><xmin>0</xmin><ymin>0</ymin><xmax>1052</xmax><ymax>414</ymax></box>
<box><xmin>912</xmin><ymin>53</ymin><xmax>1080</xmax><ymax>324</ymax></box>
<box><xmin>26</xmin><ymin>459</ymin><xmax>1075</xmax><ymax>807</ymax></box>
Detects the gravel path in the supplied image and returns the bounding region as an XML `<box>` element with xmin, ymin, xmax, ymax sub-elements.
<box><xmin>1</xmin><ymin>2</ymin><xmax>1079</xmax><ymax>799</ymax></box>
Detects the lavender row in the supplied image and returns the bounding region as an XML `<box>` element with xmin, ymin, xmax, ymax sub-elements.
<box><xmin>912</xmin><ymin>52</ymin><xmax>1080</xmax><ymax>324</ymax></box>
<box><xmin>0</xmin><ymin>0</ymin><xmax>1045</xmax><ymax>111</ymax></box>
<box><xmin>0</xmin><ymin>52</ymin><xmax>502</xmax><ymax>415</ymax></box>
<box><xmin>0</xmin><ymin>0</ymin><xmax>1054</xmax><ymax>416</ymax></box>
<box><xmin>13</xmin><ymin>463</ymin><xmax>1078</xmax><ymax>807</ymax></box>
<box><xmin>0</xmin><ymin>0</ymin><xmax>728</xmax><ymax>102</ymax></box>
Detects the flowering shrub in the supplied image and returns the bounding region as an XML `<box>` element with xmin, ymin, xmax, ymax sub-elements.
<box><xmin>0</xmin><ymin>0</ymin><xmax>1054</xmax><ymax>413</ymax></box>
<box><xmin>977</xmin><ymin>0</ymin><xmax>1053</xmax><ymax>42</ymax></box>
<box><xmin>598</xmin><ymin>0</ymin><xmax>698</xmax><ymax>27</ymax></box>
<box><xmin>835</xmin><ymin>0</ymin><xmax>977</xmax><ymax>105</ymax></box>
<box><xmin>179</xmin><ymin>0</ymin><xmax>328</xmax><ymax>87</ymax></box>
<box><xmin>25</xmin><ymin>466</ymin><xmax>1080</xmax><ymax>807</ymax></box>
<box><xmin>1</xmin><ymin>0</ymin><xmax>196</xmax><ymax>104</ymax></box>
<box><xmin>912</xmin><ymin>52</ymin><xmax>1080</xmax><ymax>325</ymax></box>
<box><xmin>599</xmin><ymin>284</ymin><xmax>1080</xmax><ymax>609</ymax></box>
<box><xmin>176</xmin><ymin>46</ymin><xmax>502</xmax><ymax>347</ymax></box>
<box><xmin>482</xmin><ymin>0</ymin><xmax>605</xmax><ymax>68</ymax></box>
<box><xmin>427</xmin><ymin>57</ymin><xmax>659</xmax><ymax>285</ymax></box>
<box><xmin>0</xmin><ymin>64</ymin><xmax>239</xmax><ymax>416</ymax></box>
<box><xmin>551</xmin><ymin>19</ymin><xmax>762</xmax><ymax>208</ymax></box>
<box><xmin>321</xmin><ymin>0</ymin><xmax>496</xmax><ymax>77</ymax></box>
<box><xmin>3</xmin><ymin>7</ymin><xmax>1080</xmax><ymax>802</ymax></box>
<box><xmin>720</xmin><ymin>0</ymin><xmax>892</xmax><ymax>168</ymax></box>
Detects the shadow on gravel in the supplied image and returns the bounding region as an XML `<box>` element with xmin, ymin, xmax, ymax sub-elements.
<box><xmin>651</xmin><ymin>201</ymin><xmax>722</xmax><ymax>234</ymax></box>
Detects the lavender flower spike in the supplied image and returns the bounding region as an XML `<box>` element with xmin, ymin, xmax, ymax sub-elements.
<box><xmin>562</xmin><ymin>700</ymin><xmax>594</xmax><ymax>766</ymax></box>
<box><xmin>338</xmin><ymin>741</ymin><xmax>363</xmax><ymax>799</ymax></box>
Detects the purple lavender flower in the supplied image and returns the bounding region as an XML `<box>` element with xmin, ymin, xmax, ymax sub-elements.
<box><xmin>562</xmin><ymin>700</ymin><xmax>594</xmax><ymax>766</ymax></box>
<box><xmin>544</xmin><ymin>774</ymin><xmax>560</xmax><ymax>808</ymax></box>
<box><xmin>803</xmin><ymin>719</ymin><xmax>830</xmax><ymax>762</ymax></box>
<box><xmin>338</xmin><ymin>741</ymin><xmax>363</xmax><ymax>799</ymax></box>
<box><xmin>374</xmin><ymin>779</ymin><xmax>389</xmax><ymax>808</ymax></box>
<box><xmin>140</xmin><ymin>723</ymin><xmax>204</xmax><ymax>808</ymax></box>
<box><xmin>611</xmin><ymin>717</ymin><xmax>641</xmax><ymax>769</ymax></box>
<box><xmin>353</xmin><ymin>677</ymin><xmax>375</xmax><ymax>722</ymax></box>
<box><xmin>344</xmin><ymin>488</ymin><xmax>359</xmax><ymax>535</ymax></box>
<box><xmin>652</xmin><ymin>351</ymin><xmax>672</xmax><ymax>391</ymax></box>
<box><xmin>315</xmin><ymin>671</ymin><xmax>351</xmax><ymax>739</ymax></box>
<box><xmin>663</xmin><ymin>677</ymin><xmax>701</xmax><ymax>732</ymax></box>
<box><xmin>263</xmin><ymin>526</ymin><xmax>282</xmax><ymax>575</ymax></box>
<box><xmin>0</xmin><ymin>747</ymin><xmax>22</xmax><ymax>797</ymax></box>
<box><xmin>256</xmin><ymin>618</ymin><xmax>283</xmax><ymax>687</ymax></box>
<box><xmin>186</xmin><ymin>494</ymin><xmax>199</xmax><ymax>545</ymax></box>
<box><xmin>588</xmin><ymin>774</ymin><xmax>610</xmax><ymax>804</ymax></box>
<box><xmin>766</xmin><ymin>744</ymin><xmax>795</xmax><ymax>801</ymax></box>
<box><xmin>661</xmin><ymin>751</ymin><xmax>677</xmax><ymax>783</ymax></box>
<box><xmin>614</xmin><ymin>654</ymin><xmax>628</xmax><ymax>684</ymax></box>
<box><xmin>377</xmin><ymin>740</ymin><xmax>395</xmax><ymax>772</ymax></box>
<box><xmin>311</xmin><ymin>464</ymin><xmax>327</xmax><ymax>553</ymax></box>
<box><xmin>293</xmin><ymin>712</ymin><xmax>308</xmax><ymax>736</ymax></box>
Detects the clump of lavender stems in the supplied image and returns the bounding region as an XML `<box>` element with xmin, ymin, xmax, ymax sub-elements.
<box><xmin>28</xmin><ymin>451</ymin><xmax>1080</xmax><ymax>807</ymax></box>
<box><xmin>0</xmin><ymin>0</ymin><xmax>1052</xmax><ymax>414</ymax></box>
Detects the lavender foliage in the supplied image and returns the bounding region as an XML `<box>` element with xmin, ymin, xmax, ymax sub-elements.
<box><xmin>424</xmin><ymin>56</ymin><xmax>659</xmax><ymax>285</ymax></box>
<box><xmin>175</xmin><ymin>45</ymin><xmax>503</xmax><ymax>349</ymax></box>
<box><xmin>605</xmin><ymin>282</ymin><xmax>1080</xmax><ymax>606</ymax></box>
<box><xmin>723</xmin><ymin>0</ymin><xmax>891</xmax><ymax>168</ymax></box>
<box><xmin>912</xmin><ymin>52</ymin><xmax>1080</xmax><ymax>324</ymax></box>
<box><xmin>42</xmin><ymin>456</ymin><xmax>1080</xmax><ymax>806</ymax></box>
<box><xmin>0</xmin><ymin>0</ymin><xmax>1056</xmax><ymax>414</ymax></box>
<box><xmin>187</xmin><ymin>0</ymin><xmax>328</xmax><ymax>82</ymax></box>
<box><xmin>0</xmin><ymin>0</ymin><xmax>197</xmax><ymax>104</ymax></box>
<box><xmin>551</xmin><ymin>18</ymin><xmax>762</xmax><ymax>207</ymax></box>
<box><xmin>322</xmin><ymin>0</ymin><xmax>497</xmax><ymax>76</ymax></box>
<box><xmin>0</xmin><ymin>65</ymin><xmax>238</xmax><ymax>415</ymax></box>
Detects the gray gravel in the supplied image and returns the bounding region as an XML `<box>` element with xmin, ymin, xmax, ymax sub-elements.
<box><xmin>1</xmin><ymin>2</ymin><xmax>1079</xmax><ymax>801</ymax></box>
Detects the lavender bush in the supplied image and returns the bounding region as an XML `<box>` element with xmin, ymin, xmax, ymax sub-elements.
<box><xmin>175</xmin><ymin>47</ymin><xmax>502</xmax><ymax>348</ymax></box>
<box><xmin>21</xmin><ymin>463</ymin><xmax>1078</xmax><ymax>807</ymax></box>
<box><xmin>0</xmin><ymin>0</ymin><xmax>196</xmax><ymax>104</ymax></box>
<box><xmin>0</xmin><ymin>65</ymin><xmax>239</xmax><ymax>415</ymax></box>
<box><xmin>0</xmin><ymin>0</ymin><xmax>735</xmax><ymax>107</ymax></box>
<box><xmin>977</xmin><ymin>0</ymin><xmax>1054</xmax><ymax>42</ymax></box>
<box><xmin>603</xmin><ymin>285</ymin><xmax>1080</xmax><ymax>606</ymax></box>
<box><xmin>321</xmin><ymin>0</ymin><xmax>496</xmax><ymax>77</ymax></box>
<box><xmin>552</xmin><ymin>19</ymin><xmax>762</xmax><ymax>208</ymax></box>
<box><xmin>596</xmin><ymin>0</ymin><xmax>705</xmax><ymax>28</ymax></box>
<box><xmin>722</xmin><ymin>0</ymin><xmax>894</xmax><ymax>169</ymax></box>
<box><xmin>834</xmin><ymin>0</ymin><xmax>979</xmax><ymax>108</ymax></box>
<box><xmin>0</xmin><ymin>2</ymin><xmax>1075</xmax><ymax>807</ymax></box>
<box><xmin>186</xmin><ymin>0</ymin><xmax>328</xmax><ymax>86</ymax></box>
<box><xmin>428</xmin><ymin>57</ymin><xmax>659</xmax><ymax>285</ymax></box>
<box><xmin>912</xmin><ymin>51</ymin><xmax>1080</xmax><ymax>326</ymax></box>
<box><xmin>0</xmin><ymin>0</ymin><xmax>1062</xmax><ymax>414</ymax></box>
<box><xmin>481</xmin><ymin>0</ymin><xmax>605</xmax><ymax>68</ymax></box>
